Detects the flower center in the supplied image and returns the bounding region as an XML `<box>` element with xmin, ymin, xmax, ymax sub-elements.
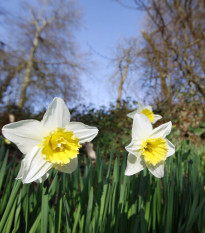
<box><xmin>39</xmin><ymin>128</ymin><xmax>81</xmax><ymax>165</ymax></box>
<box><xmin>141</xmin><ymin>108</ymin><xmax>154</xmax><ymax>122</ymax></box>
<box><xmin>141</xmin><ymin>137</ymin><xmax>168</xmax><ymax>166</ymax></box>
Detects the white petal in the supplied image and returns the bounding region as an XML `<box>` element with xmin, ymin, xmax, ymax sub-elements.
<box><xmin>2</xmin><ymin>120</ymin><xmax>46</xmax><ymax>154</ymax></box>
<box><xmin>41</xmin><ymin>97</ymin><xmax>70</xmax><ymax>131</ymax></box>
<box><xmin>150</xmin><ymin>122</ymin><xmax>172</xmax><ymax>138</ymax></box>
<box><xmin>152</xmin><ymin>114</ymin><xmax>162</xmax><ymax>124</ymax></box>
<box><xmin>138</xmin><ymin>102</ymin><xmax>144</xmax><ymax>111</ymax></box>
<box><xmin>142</xmin><ymin>105</ymin><xmax>152</xmax><ymax>112</ymax></box>
<box><xmin>127</xmin><ymin>110</ymin><xmax>138</xmax><ymax>119</ymax></box>
<box><xmin>54</xmin><ymin>158</ymin><xmax>78</xmax><ymax>173</ymax></box>
<box><xmin>16</xmin><ymin>146</ymin><xmax>52</xmax><ymax>183</ymax></box>
<box><xmin>125</xmin><ymin>153</ymin><xmax>145</xmax><ymax>176</ymax></box>
<box><xmin>127</xmin><ymin>103</ymin><xmax>146</xmax><ymax>118</ymax></box>
<box><xmin>127</xmin><ymin>103</ymin><xmax>153</xmax><ymax>119</ymax></box>
<box><xmin>66</xmin><ymin>122</ymin><xmax>98</xmax><ymax>144</ymax></box>
<box><xmin>166</xmin><ymin>140</ymin><xmax>175</xmax><ymax>157</ymax></box>
<box><xmin>132</xmin><ymin>113</ymin><xmax>152</xmax><ymax>140</ymax></box>
<box><xmin>16</xmin><ymin>160</ymin><xmax>25</xmax><ymax>180</ymax></box>
<box><xmin>125</xmin><ymin>139</ymin><xmax>141</xmax><ymax>155</ymax></box>
<box><xmin>147</xmin><ymin>162</ymin><xmax>164</xmax><ymax>178</ymax></box>
<box><xmin>36</xmin><ymin>173</ymin><xmax>50</xmax><ymax>183</ymax></box>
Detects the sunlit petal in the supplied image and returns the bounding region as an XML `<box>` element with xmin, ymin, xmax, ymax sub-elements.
<box><xmin>143</xmin><ymin>104</ymin><xmax>152</xmax><ymax>112</ymax></box>
<box><xmin>66</xmin><ymin>122</ymin><xmax>98</xmax><ymax>144</ymax></box>
<box><xmin>152</xmin><ymin>114</ymin><xmax>162</xmax><ymax>124</ymax></box>
<box><xmin>36</xmin><ymin>173</ymin><xmax>50</xmax><ymax>183</ymax></box>
<box><xmin>42</xmin><ymin>97</ymin><xmax>70</xmax><ymax>131</ymax></box>
<box><xmin>150</xmin><ymin>122</ymin><xmax>172</xmax><ymax>138</ymax></box>
<box><xmin>166</xmin><ymin>140</ymin><xmax>175</xmax><ymax>157</ymax></box>
<box><xmin>127</xmin><ymin>110</ymin><xmax>138</xmax><ymax>119</ymax></box>
<box><xmin>132</xmin><ymin>113</ymin><xmax>152</xmax><ymax>139</ymax></box>
<box><xmin>125</xmin><ymin>153</ymin><xmax>145</xmax><ymax>176</ymax></box>
<box><xmin>54</xmin><ymin>158</ymin><xmax>78</xmax><ymax>173</ymax></box>
<box><xmin>2</xmin><ymin>120</ymin><xmax>46</xmax><ymax>154</ymax></box>
<box><xmin>147</xmin><ymin>162</ymin><xmax>164</xmax><ymax>178</ymax></box>
<box><xmin>128</xmin><ymin>103</ymin><xmax>161</xmax><ymax>124</ymax></box>
<box><xmin>125</xmin><ymin>139</ymin><xmax>141</xmax><ymax>155</ymax></box>
<box><xmin>17</xmin><ymin>146</ymin><xmax>52</xmax><ymax>183</ymax></box>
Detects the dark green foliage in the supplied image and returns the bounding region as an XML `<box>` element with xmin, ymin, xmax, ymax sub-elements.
<box><xmin>0</xmin><ymin>142</ymin><xmax>205</xmax><ymax>233</ymax></box>
<box><xmin>1</xmin><ymin>98</ymin><xmax>205</xmax><ymax>151</ymax></box>
<box><xmin>70</xmin><ymin>99</ymin><xmax>137</xmax><ymax>156</ymax></box>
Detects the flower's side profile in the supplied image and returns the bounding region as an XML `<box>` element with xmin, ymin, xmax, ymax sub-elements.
<box><xmin>125</xmin><ymin>113</ymin><xmax>175</xmax><ymax>178</ymax></box>
<box><xmin>2</xmin><ymin>97</ymin><xmax>98</xmax><ymax>183</ymax></box>
<box><xmin>127</xmin><ymin>103</ymin><xmax>162</xmax><ymax>124</ymax></box>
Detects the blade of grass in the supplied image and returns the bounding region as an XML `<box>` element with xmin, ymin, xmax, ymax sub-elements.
<box><xmin>12</xmin><ymin>189</ymin><xmax>22</xmax><ymax>233</ymax></box>
<box><xmin>0</xmin><ymin>179</ymin><xmax>21</xmax><ymax>232</ymax></box>
<box><xmin>63</xmin><ymin>196</ymin><xmax>71</xmax><ymax>233</ymax></box>
<box><xmin>85</xmin><ymin>186</ymin><xmax>94</xmax><ymax>233</ymax></box>
<box><xmin>0</xmin><ymin>150</ymin><xmax>9</xmax><ymax>191</ymax></box>
<box><xmin>72</xmin><ymin>204</ymin><xmax>81</xmax><ymax>233</ymax></box>
<box><xmin>28</xmin><ymin>212</ymin><xmax>41</xmax><ymax>233</ymax></box>
<box><xmin>41</xmin><ymin>182</ymin><xmax>49</xmax><ymax>233</ymax></box>
<box><xmin>3</xmin><ymin>195</ymin><xmax>18</xmax><ymax>233</ymax></box>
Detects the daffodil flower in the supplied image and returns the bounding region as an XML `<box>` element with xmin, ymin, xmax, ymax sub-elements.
<box><xmin>125</xmin><ymin>113</ymin><xmax>175</xmax><ymax>178</ymax></box>
<box><xmin>2</xmin><ymin>97</ymin><xmax>98</xmax><ymax>183</ymax></box>
<box><xmin>127</xmin><ymin>103</ymin><xmax>162</xmax><ymax>124</ymax></box>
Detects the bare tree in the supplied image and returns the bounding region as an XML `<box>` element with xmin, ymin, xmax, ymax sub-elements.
<box><xmin>0</xmin><ymin>43</ymin><xmax>25</xmax><ymax>102</ymax></box>
<box><xmin>111</xmin><ymin>38</ymin><xmax>139</xmax><ymax>108</ymax></box>
<box><xmin>0</xmin><ymin>0</ymin><xmax>85</xmax><ymax>108</ymax></box>
<box><xmin>133</xmin><ymin>0</ymin><xmax>205</xmax><ymax>107</ymax></box>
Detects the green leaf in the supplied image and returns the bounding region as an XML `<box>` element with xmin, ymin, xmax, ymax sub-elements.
<box><xmin>41</xmin><ymin>182</ymin><xmax>49</xmax><ymax>233</ymax></box>
<box><xmin>85</xmin><ymin>186</ymin><xmax>94</xmax><ymax>233</ymax></box>
<box><xmin>0</xmin><ymin>180</ymin><xmax>21</xmax><ymax>232</ymax></box>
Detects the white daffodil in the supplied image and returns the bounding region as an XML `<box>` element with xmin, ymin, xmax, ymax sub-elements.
<box><xmin>125</xmin><ymin>113</ymin><xmax>175</xmax><ymax>178</ymax></box>
<box><xmin>2</xmin><ymin>97</ymin><xmax>98</xmax><ymax>183</ymax></box>
<box><xmin>127</xmin><ymin>103</ymin><xmax>162</xmax><ymax>124</ymax></box>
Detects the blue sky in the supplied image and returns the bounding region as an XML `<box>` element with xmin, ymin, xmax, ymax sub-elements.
<box><xmin>77</xmin><ymin>0</ymin><xmax>144</xmax><ymax>108</ymax></box>
<box><xmin>1</xmin><ymin>0</ymin><xmax>145</xmax><ymax>109</ymax></box>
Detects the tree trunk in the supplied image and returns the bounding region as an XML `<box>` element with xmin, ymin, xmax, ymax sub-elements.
<box><xmin>117</xmin><ymin>63</ymin><xmax>129</xmax><ymax>109</ymax></box>
<box><xmin>17</xmin><ymin>29</ymin><xmax>41</xmax><ymax>108</ymax></box>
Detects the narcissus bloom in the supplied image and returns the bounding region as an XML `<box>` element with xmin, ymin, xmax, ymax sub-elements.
<box><xmin>127</xmin><ymin>103</ymin><xmax>162</xmax><ymax>124</ymax></box>
<box><xmin>2</xmin><ymin>97</ymin><xmax>98</xmax><ymax>183</ymax></box>
<box><xmin>125</xmin><ymin>113</ymin><xmax>175</xmax><ymax>178</ymax></box>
